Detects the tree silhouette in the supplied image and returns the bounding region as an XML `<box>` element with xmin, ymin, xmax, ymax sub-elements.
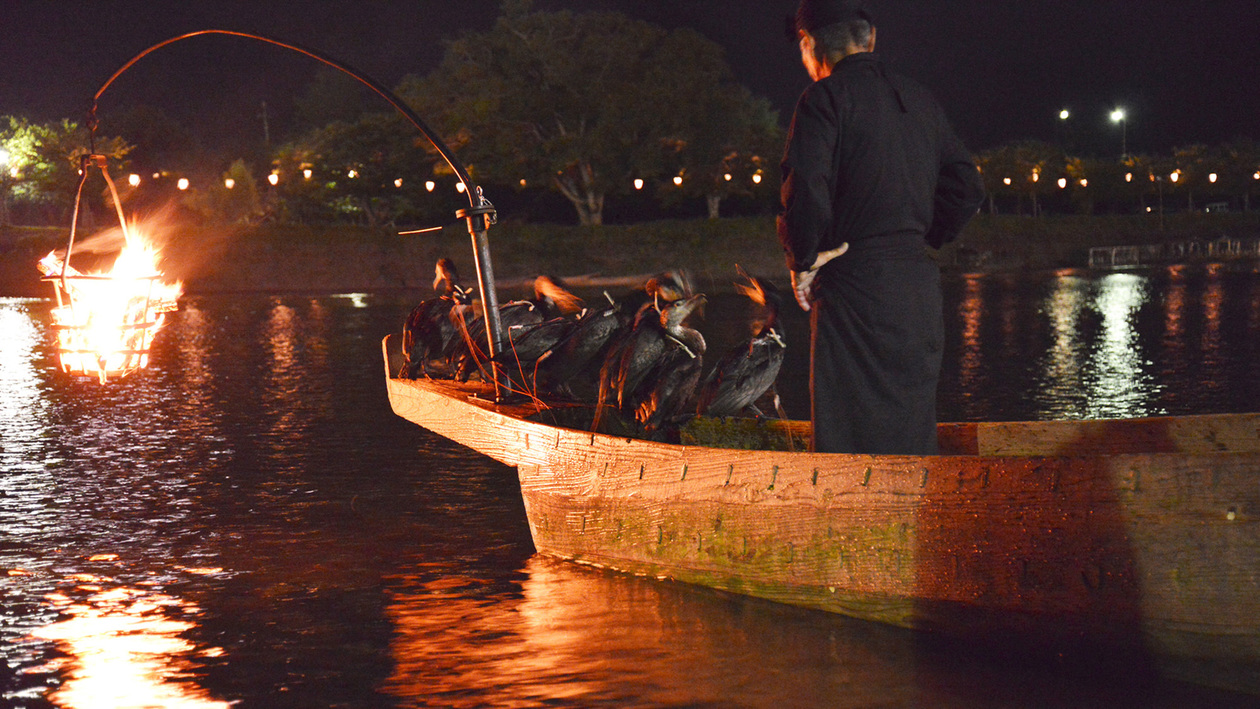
<box><xmin>282</xmin><ymin>114</ymin><xmax>437</xmax><ymax>227</ymax></box>
<box><xmin>398</xmin><ymin>3</ymin><xmax>776</xmax><ymax>225</ymax></box>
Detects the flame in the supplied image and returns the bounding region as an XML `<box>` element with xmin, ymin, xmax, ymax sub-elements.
<box><xmin>38</xmin><ymin>230</ymin><xmax>182</xmax><ymax>384</ymax></box>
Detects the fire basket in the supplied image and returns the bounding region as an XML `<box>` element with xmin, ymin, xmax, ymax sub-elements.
<box><xmin>38</xmin><ymin>154</ymin><xmax>181</xmax><ymax>384</ymax></box>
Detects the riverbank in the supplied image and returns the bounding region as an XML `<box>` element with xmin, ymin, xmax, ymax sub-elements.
<box><xmin>4</xmin><ymin>212</ymin><xmax>1259</xmax><ymax>297</ymax></box>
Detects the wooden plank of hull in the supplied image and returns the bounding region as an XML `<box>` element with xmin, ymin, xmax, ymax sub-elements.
<box><xmin>381</xmin><ymin>337</ymin><xmax>1260</xmax><ymax>693</ymax></box>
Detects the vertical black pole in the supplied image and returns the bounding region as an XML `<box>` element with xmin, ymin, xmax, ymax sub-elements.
<box><xmin>458</xmin><ymin>195</ymin><xmax>505</xmax><ymax>400</ymax></box>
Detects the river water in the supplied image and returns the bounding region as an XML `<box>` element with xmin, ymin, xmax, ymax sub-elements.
<box><xmin>1</xmin><ymin>263</ymin><xmax>1258</xmax><ymax>708</ymax></box>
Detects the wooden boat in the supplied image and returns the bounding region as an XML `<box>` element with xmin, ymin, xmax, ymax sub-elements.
<box><xmin>381</xmin><ymin>335</ymin><xmax>1260</xmax><ymax>694</ymax></box>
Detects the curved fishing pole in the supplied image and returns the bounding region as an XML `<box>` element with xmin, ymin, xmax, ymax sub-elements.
<box><xmin>93</xmin><ymin>29</ymin><xmax>482</xmax><ymax>202</ymax></box>
<box><xmin>90</xmin><ymin>29</ymin><xmax>508</xmax><ymax>396</ymax></box>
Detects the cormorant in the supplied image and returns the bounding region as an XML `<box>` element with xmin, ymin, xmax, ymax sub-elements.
<box><xmin>401</xmin><ymin>258</ymin><xmax>470</xmax><ymax>378</ymax></box>
<box><xmin>447</xmin><ymin>275</ymin><xmax>583</xmax><ymax>383</ymax></box>
<box><xmin>694</xmin><ymin>272</ymin><xmax>786</xmax><ymax>418</ymax></box>
<box><xmin>596</xmin><ymin>292</ymin><xmax>706</xmax><ymax>433</ymax></box>
<box><xmin>537</xmin><ymin>270</ymin><xmax>694</xmax><ymax>401</ymax></box>
<box><xmin>493</xmin><ymin>311</ymin><xmax>584</xmax><ymax>394</ymax></box>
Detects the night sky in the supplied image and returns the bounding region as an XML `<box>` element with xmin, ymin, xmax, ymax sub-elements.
<box><xmin>2</xmin><ymin>0</ymin><xmax>1258</xmax><ymax>160</ymax></box>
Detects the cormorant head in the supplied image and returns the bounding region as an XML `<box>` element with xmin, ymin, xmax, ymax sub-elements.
<box><xmin>733</xmin><ymin>267</ymin><xmax>768</xmax><ymax>306</ymax></box>
<box><xmin>434</xmin><ymin>258</ymin><xmax>460</xmax><ymax>295</ymax></box>
<box><xmin>660</xmin><ymin>293</ymin><xmax>707</xmax><ymax>331</ymax></box>
<box><xmin>734</xmin><ymin>268</ymin><xmax>783</xmax><ymax>337</ymax></box>
<box><xmin>533</xmin><ymin>275</ymin><xmax>584</xmax><ymax>316</ymax></box>
<box><xmin>645</xmin><ymin>269</ymin><xmax>694</xmax><ymax>307</ymax></box>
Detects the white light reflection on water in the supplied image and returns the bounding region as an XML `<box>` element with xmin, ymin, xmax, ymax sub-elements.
<box><xmin>1035</xmin><ymin>271</ymin><xmax>1089</xmax><ymax>418</ymax></box>
<box><xmin>31</xmin><ymin>581</ymin><xmax>230</xmax><ymax>709</ymax></box>
<box><xmin>1086</xmin><ymin>272</ymin><xmax>1160</xmax><ymax>418</ymax></box>
<box><xmin>333</xmin><ymin>292</ymin><xmax>371</xmax><ymax>308</ymax></box>
<box><xmin>0</xmin><ymin>299</ymin><xmax>49</xmax><ymax>463</ymax></box>
<box><xmin>0</xmin><ymin>298</ymin><xmax>59</xmax><ymax>588</ymax></box>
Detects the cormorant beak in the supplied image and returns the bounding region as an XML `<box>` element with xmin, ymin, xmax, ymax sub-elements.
<box><xmin>677</xmin><ymin>293</ymin><xmax>707</xmax><ymax>325</ymax></box>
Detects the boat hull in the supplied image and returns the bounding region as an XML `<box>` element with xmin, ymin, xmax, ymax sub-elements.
<box><xmin>383</xmin><ymin>337</ymin><xmax>1260</xmax><ymax>693</ymax></box>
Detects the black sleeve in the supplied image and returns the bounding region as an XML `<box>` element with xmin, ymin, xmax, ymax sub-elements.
<box><xmin>925</xmin><ymin>119</ymin><xmax>985</xmax><ymax>250</ymax></box>
<box><xmin>778</xmin><ymin>86</ymin><xmax>838</xmax><ymax>272</ymax></box>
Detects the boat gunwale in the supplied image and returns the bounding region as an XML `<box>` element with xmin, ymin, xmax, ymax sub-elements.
<box><xmin>384</xmin><ymin>335</ymin><xmax>1260</xmax><ymax>464</ymax></box>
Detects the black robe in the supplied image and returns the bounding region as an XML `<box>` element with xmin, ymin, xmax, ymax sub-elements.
<box><xmin>778</xmin><ymin>52</ymin><xmax>984</xmax><ymax>454</ymax></box>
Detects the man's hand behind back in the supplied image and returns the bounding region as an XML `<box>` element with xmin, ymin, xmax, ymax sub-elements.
<box><xmin>791</xmin><ymin>243</ymin><xmax>849</xmax><ymax>311</ymax></box>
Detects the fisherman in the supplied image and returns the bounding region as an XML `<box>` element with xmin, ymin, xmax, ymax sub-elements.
<box><xmin>779</xmin><ymin>0</ymin><xmax>985</xmax><ymax>454</ymax></box>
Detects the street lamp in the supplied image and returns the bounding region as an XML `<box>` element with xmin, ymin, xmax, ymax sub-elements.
<box><xmin>1110</xmin><ymin>108</ymin><xmax>1127</xmax><ymax>158</ymax></box>
<box><xmin>1054</xmin><ymin>109</ymin><xmax>1072</xmax><ymax>152</ymax></box>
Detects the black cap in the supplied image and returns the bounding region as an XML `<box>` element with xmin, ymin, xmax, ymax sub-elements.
<box><xmin>787</xmin><ymin>0</ymin><xmax>873</xmax><ymax>39</ymax></box>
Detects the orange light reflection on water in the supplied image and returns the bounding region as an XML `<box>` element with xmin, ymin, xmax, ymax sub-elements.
<box><xmin>956</xmin><ymin>275</ymin><xmax>983</xmax><ymax>393</ymax></box>
<box><xmin>382</xmin><ymin>556</ymin><xmax>916</xmax><ymax>707</ymax></box>
<box><xmin>30</xmin><ymin>584</ymin><xmax>229</xmax><ymax>708</ymax></box>
<box><xmin>1201</xmin><ymin>263</ymin><xmax>1224</xmax><ymax>352</ymax></box>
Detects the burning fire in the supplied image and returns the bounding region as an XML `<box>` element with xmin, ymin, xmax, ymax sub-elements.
<box><xmin>38</xmin><ymin>231</ymin><xmax>182</xmax><ymax>384</ymax></box>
